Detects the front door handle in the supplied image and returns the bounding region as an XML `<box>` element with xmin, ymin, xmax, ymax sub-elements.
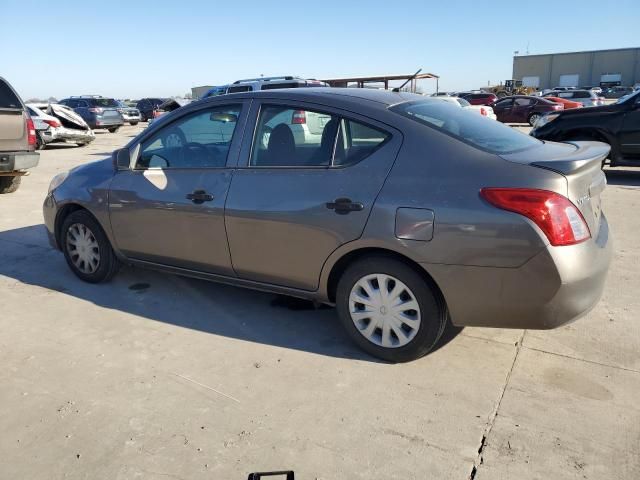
<box><xmin>326</xmin><ymin>197</ymin><xmax>364</xmax><ymax>215</ymax></box>
<box><xmin>186</xmin><ymin>189</ymin><xmax>214</xmax><ymax>204</ymax></box>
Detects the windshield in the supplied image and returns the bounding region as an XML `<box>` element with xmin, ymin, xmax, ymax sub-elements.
<box><xmin>616</xmin><ymin>89</ymin><xmax>640</xmax><ymax>104</ymax></box>
<box><xmin>391</xmin><ymin>100</ymin><xmax>541</xmax><ymax>154</ymax></box>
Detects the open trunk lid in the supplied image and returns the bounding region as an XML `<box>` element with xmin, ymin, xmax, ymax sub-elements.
<box><xmin>48</xmin><ymin>104</ymin><xmax>90</xmax><ymax>130</ymax></box>
<box><xmin>501</xmin><ymin>140</ymin><xmax>609</xmax><ymax>237</ymax></box>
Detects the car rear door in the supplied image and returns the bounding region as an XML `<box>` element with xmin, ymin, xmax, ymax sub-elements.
<box><xmin>0</xmin><ymin>78</ymin><xmax>28</xmax><ymax>152</ymax></box>
<box><xmin>224</xmin><ymin>100</ymin><xmax>401</xmax><ymax>290</ymax></box>
<box><xmin>108</xmin><ymin>101</ymin><xmax>249</xmax><ymax>275</ymax></box>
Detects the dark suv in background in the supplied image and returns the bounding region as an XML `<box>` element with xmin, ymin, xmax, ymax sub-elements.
<box><xmin>135</xmin><ymin>98</ymin><xmax>167</xmax><ymax>122</ymax></box>
<box><xmin>58</xmin><ymin>96</ymin><xmax>124</xmax><ymax>132</ymax></box>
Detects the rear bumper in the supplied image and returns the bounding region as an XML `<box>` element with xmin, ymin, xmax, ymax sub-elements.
<box><xmin>92</xmin><ymin>118</ymin><xmax>124</xmax><ymax>128</ymax></box>
<box><xmin>47</xmin><ymin>127</ymin><xmax>95</xmax><ymax>144</ymax></box>
<box><xmin>0</xmin><ymin>151</ymin><xmax>40</xmax><ymax>172</ymax></box>
<box><xmin>426</xmin><ymin>213</ymin><xmax>612</xmax><ymax>329</ymax></box>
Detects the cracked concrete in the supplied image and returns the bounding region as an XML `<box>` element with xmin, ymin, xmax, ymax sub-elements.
<box><xmin>1</xmin><ymin>126</ymin><xmax>639</xmax><ymax>479</ymax></box>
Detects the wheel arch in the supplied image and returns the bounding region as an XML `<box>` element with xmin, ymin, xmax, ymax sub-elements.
<box><xmin>324</xmin><ymin>247</ymin><xmax>447</xmax><ymax>311</ymax></box>
<box><xmin>54</xmin><ymin>203</ymin><xmax>95</xmax><ymax>248</ymax></box>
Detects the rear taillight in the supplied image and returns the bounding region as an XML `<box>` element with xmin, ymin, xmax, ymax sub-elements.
<box><xmin>26</xmin><ymin>117</ymin><xmax>37</xmax><ymax>147</ymax></box>
<box><xmin>480</xmin><ymin>188</ymin><xmax>591</xmax><ymax>246</ymax></box>
<box><xmin>291</xmin><ymin>110</ymin><xmax>306</xmax><ymax>124</ymax></box>
<box><xmin>44</xmin><ymin>119</ymin><xmax>61</xmax><ymax>128</ymax></box>
<box><xmin>480</xmin><ymin>107</ymin><xmax>487</xmax><ymax>116</ymax></box>
<box><xmin>88</xmin><ymin>107</ymin><xmax>104</xmax><ymax>114</ymax></box>
<box><xmin>552</xmin><ymin>104</ymin><xmax>564</xmax><ymax>110</ymax></box>
<box><xmin>153</xmin><ymin>110</ymin><xmax>163</xmax><ymax>118</ymax></box>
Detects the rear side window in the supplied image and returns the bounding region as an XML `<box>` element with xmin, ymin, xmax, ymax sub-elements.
<box><xmin>392</xmin><ymin>100</ymin><xmax>541</xmax><ymax>154</ymax></box>
<box><xmin>0</xmin><ymin>80</ymin><xmax>21</xmax><ymax>109</ymax></box>
<box><xmin>572</xmin><ymin>91</ymin><xmax>590</xmax><ymax>98</ymax></box>
<box><xmin>250</xmin><ymin>105</ymin><xmax>389</xmax><ymax>168</ymax></box>
<box><xmin>514</xmin><ymin>98</ymin><xmax>533</xmax><ymax>106</ymax></box>
<box><xmin>228</xmin><ymin>85</ymin><xmax>252</xmax><ymax>93</ymax></box>
<box><xmin>260</xmin><ymin>82</ymin><xmax>300</xmax><ymax>90</ymax></box>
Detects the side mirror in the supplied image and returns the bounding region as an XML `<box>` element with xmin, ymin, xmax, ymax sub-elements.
<box><xmin>210</xmin><ymin>112</ymin><xmax>238</xmax><ymax>123</ymax></box>
<box><xmin>113</xmin><ymin>148</ymin><xmax>131</xmax><ymax>170</ymax></box>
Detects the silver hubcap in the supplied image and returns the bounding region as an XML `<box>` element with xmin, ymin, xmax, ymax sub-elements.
<box><xmin>165</xmin><ymin>133</ymin><xmax>183</xmax><ymax>148</ymax></box>
<box><xmin>349</xmin><ymin>274</ymin><xmax>421</xmax><ymax>348</ymax></box>
<box><xmin>66</xmin><ymin>223</ymin><xmax>100</xmax><ymax>274</ymax></box>
<box><xmin>530</xmin><ymin>114</ymin><xmax>540</xmax><ymax>125</ymax></box>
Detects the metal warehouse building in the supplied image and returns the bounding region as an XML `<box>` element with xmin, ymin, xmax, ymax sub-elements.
<box><xmin>512</xmin><ymin>47</ymin><xmax>640</xmax><ymax>89</ymax></box>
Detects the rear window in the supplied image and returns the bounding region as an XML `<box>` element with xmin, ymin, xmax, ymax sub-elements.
<box><xmin>572</xmin><ymin>91</ymin><xmax>590</xmax><ymax>98</ymax></box>
<box><xmin>391</xmin><ymin>100</ymin><xmax>541</xmax><ymax>154</ymax></box>
<box><xmin>0</xmin><ymin>80</ymin><xmax>22</xmax><ymax>109</ymax></box>
<box><xmin>88</xmin><ymin>98</ymin><xmax>118</xmax><ymax>107</ymax></box>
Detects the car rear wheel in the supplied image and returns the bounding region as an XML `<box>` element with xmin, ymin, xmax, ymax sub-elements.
<box><xmin>108</xmin><ymin>127</ymin><xmax>120</xmax><ymax>133</ymax></box>
<box><xmin>0</xmin><ymin>175</ymin><xmax>21</xmax><ymax>194</ymax></box>
<box><xmin>336</xmin><ymin>256</ymin><xmax>447</xmax><ymax>362</ymax></box>
<box><xmin>129</xmin><ymin>122</ymin><xmax>138</xmax><ymax>126</ymax></box>
<box><xmin>61</xmin><ymin>210</ymin><xmax>119</xmax><ymax>283</ymax></box>
<box><xmin>528</xmin><ymin>113</ymin><xmax>542</xmax><ymax>126</ymax></box>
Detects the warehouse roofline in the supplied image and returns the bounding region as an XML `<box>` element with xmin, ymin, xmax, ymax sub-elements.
<box><xmin>514</xmin><ymin>46</ymin><xmax>640</xmax><ymax>59</ymax></box>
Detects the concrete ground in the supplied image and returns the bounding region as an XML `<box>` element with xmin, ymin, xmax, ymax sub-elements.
<box><xmin>1</xmin><ymin>125</ymin><xmax>639</xmax><ymax>480</ymax></box>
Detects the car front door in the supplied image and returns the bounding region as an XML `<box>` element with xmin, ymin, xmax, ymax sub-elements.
<box><xmin>492</xmin><ymin>98</ymin><xmax>514</xmax><ymax>122</ymax></box>
<box><xmin>619</xmin><ymin>95</ymin><xmax>640</xmax><ymax>157</ymax></box>
<box><xmin>108</xmin><ymin>102</ymin><xmax>248</xmax><ymax>275</ymax></box>
<box><xmin>224</xmin><ymin>101</ymin><xmax>401</xmax><ymax>290</ymax></box>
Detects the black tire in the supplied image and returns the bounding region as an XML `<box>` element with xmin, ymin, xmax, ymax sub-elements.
<box><xmin>129</xmin><ymin>122</ymin><xmax>139</xmax><ymax>126</ymax></box>
<box><xmin>36</xmin><ymin>133</ymin><xmax>46</xmax><ymax>150</ymax></box>
<box><xmin>60</xmin><ymin>210</ymin><xmax>120</xmax><ymax>283</ymax></box>
<box><xmin>108</xmin><ymin>127</ymin><xmax>120</xmax><ymax>133</ymax></box>
<box><xmin>0</xmin><ymin>175</ymin><xmax>21</xmax><ymax>194</ymax></box>
<box><xmin>336</xmin><ymin>256</ymin><xmax>447</xmax><ymax>362</ymax></box>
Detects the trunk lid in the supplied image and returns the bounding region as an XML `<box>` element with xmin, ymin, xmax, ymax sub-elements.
<box><xmin>501</xmin><ymin>140</ymin><xmax>609</xmax><ymax>237</ymax></box>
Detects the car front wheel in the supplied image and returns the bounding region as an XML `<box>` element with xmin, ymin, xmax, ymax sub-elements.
<box><xmin>336</xmin><ymin>256</ymin><xmax>447</xmax><ymax>362</ymax></box>
<box><xmin>61</xmin><ymin>210</ymin><xmax>120</xmax><ymax>283</ymax></box>
<box><xmin>108</xmin><ymin>127</ymin><xmax>120</xmax><ymax>133</ymax></box>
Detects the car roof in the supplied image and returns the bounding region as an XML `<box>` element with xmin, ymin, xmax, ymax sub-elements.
<box><xmin>206</xmin><ymin>87</ymin><xmax>425</xmax><ymax>107</ymax></box>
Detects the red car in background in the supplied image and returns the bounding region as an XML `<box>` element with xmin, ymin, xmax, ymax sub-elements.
<box><xmin>458</xmin><ymin>92</ymin><xmax>498</xmax><ymax>106</ymax></box>
<box><xmin>545</xmin><ymin>96</ymin><xmax>583</xmax><ymax>109</ymax></box>
<box><xmin>491</xmin><ymin>95</ymin><xmax>563</xmax><ymax>126</ymax></box>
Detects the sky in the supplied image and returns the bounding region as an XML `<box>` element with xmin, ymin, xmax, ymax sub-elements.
<box><xmin>2</xmin><ymin>0</ymin><xmax>639</xmax><ymax>100</ymax></box>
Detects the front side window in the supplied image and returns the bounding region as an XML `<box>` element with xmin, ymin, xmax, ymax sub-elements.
<box><xmin>228</xmin><ymin>85</ymin><xmax>252</xmax><ymax>94</ymax></box>
<box><xmin>392</xmin><ymin>100</ymin><xmax>541</xmax><ymax>154</ymax></box>
<box><xmin>494</xmin><ymin>99</ymin><xmax>513</xmax><ymax>108</ymax></box>
<box><xmin>136</xmin><ymin>105</ymin><xmax>241</xmax><ymax>169</ymax></box>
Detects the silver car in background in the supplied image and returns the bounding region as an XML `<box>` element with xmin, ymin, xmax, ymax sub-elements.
<box><xmin>544</xmin><ymin>89</ymin><xmax>605</xmax><ymax>107</ymax></box>
<box><xmin>43</xmin><ymin>89</ymin><xmax>612</xmax><ymax>362</ymax></box>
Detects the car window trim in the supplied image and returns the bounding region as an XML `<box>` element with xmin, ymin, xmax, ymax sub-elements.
<box><xmin>242</xmin><ymin>100</ymin><xmax>395</xmax><ymax>170</ymax></box>
<box><xmin>131</xmin><ymin>102</ymin><xmax>247</xmax><ymax>171</ymax></box>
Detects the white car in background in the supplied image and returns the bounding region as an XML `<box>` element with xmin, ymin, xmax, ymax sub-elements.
<box><xmin>26</xmin><ymin>103</ymin><xmax>95</xmax><ymax>148</ymax></box>
<box><xmin>433</xmin><ymin>96</ymin><xmax>497</xmax><ymax>120</ymax></box>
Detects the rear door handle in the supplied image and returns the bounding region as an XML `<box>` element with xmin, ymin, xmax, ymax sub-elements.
<box><xmin>326</xmin><ymin>197</ymin><xmax>364</xmax><ymax>215</ymax></box>
<box><xmin>186</xmin><ymin>189</ymin><xmax>214</xmax><ymax>204</ymax></box>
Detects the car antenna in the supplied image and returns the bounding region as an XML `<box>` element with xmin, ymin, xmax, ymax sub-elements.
<box><xmin>393</xmin><ymin>69</ymin><xmax>422</xmax><ymax>92</ymax></box>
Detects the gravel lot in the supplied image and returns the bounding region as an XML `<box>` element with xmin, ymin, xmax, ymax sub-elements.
<box><xmin>1</xmin><ymin>125</ymin><xmax>639</xmax><ymax>479</ymax></box>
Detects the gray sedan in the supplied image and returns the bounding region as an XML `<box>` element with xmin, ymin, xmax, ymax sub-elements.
<box><xmin>43</xmin><ymin>89</ymin><xmax>612</xmax><ymax>362</ymax></box>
